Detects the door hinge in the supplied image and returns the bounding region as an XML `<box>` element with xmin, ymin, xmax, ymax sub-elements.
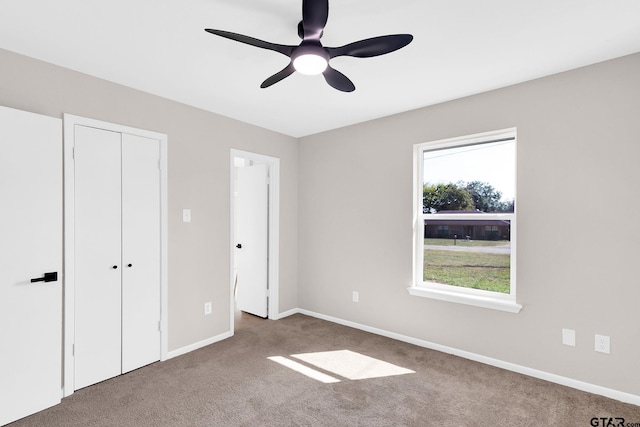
<box><xmin>72</xmin><ymin>146</ymin><xmax>75</xmax><ymax>160</ymax></box>
<box><xmin>72</xmin><ymin>343</ymin><xmax>75</xmax><ymax>356</ymax></box>
<box><xmin>158</xmin><ymin>320</ymin><xmax>161</xmax><ymax>332</ymax></box>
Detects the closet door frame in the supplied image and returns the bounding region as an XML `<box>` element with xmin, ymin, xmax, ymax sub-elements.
<box><xmin>63</xmin><ymin>114</ymin><xmax>168</xmax><ymax>397</ymax></box>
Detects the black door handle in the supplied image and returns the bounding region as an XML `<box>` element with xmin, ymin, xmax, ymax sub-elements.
<box><xmin>112</xmin><ymin>265</ymin><xmax>118</xmax><ymax>269</ymax></box>
<box><xmin>127</xmin><ymin>263</ymin><xmax>133</xmax><ymax>268</ymax></box>
<box><xmin>236</xmin><ymin>244</ymin><xmax>242</xmax><ymax>249</ymax></box>
<box><xmin>31</xmin><ymin>272</ymin><xmax>58</xmax><ymax>283</ymax></box>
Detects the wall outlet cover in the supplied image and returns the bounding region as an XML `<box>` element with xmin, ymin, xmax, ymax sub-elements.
<box><xmin>562</xmin><ymin>329</ymin><xmax>576</xmax><ymax>347</ymax></box>
<box><xmin>595</xmin><ymin>334</ymin><xmax>610</xmax><ymax>354</ymax></box>
<box><xmin>183</xmin><ymin>209</ymin><xmax>192</xmax><ymax>223</ymax></box>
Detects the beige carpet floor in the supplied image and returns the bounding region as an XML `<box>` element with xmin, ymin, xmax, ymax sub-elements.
<box><xmin>8</xmin><ymin>313</ymin><xmax>640</xmax><ymax>426</ymax></box>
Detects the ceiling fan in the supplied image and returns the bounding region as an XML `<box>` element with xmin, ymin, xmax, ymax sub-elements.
<box><xmin>205</xmin><ymin>0</ymin><xmax>413</xmax><ymax>92</ymax></box>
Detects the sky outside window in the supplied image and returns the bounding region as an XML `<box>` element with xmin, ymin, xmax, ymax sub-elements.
<box><xmin>423</xmin><ymin>140</ymin><xmax>515</xmax><ymax>202</ymax></box>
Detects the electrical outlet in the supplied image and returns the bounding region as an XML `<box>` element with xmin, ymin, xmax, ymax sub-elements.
<box><xmin>204</xmin><ymin>302</ymin><xmax>212</xmax><ymax>315</ymax></box>
<box><xmin>595</xmin><ymin>334</ymin><xmax>610</xmax><ymax>354</ymax></box>
<box><xmin>352</xmin><ymin>291</ymin><xmax>359</xmax><ymax>303</ymax></box>
<box><xmin>562</xmin><ymin>329</ymin><xmax>575</xmax><ymax>347</ymax></box>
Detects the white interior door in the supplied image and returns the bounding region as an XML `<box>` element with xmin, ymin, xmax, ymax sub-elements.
<box><xmin>73</xmin><ymin>125</ymin><xmax>123</xmax><ymax>390</ymax></box>
<box><xmin>121</xmin><ymin>133</ymin><xmax>161</xmax><ymax>373</ymax></box>
<box><xmin>236</xmin><ymin>164</ymin><xmax>269</xmax><ymax>318</ymax></box>
<box><xmin>0</xmin><ymin>106</ymin><xmax>62</xmax><ymax>425</ymax></box>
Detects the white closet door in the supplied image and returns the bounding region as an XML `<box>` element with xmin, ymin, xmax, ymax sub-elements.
<box><xmin>74</xmin><ymin>125</ymin><xmax>123</xmax><ymax>390</ymax></box>
<box><xmin>121</xmin><ymin>133</ymin><xmax>161</xmax><ymax>373</ymax></box>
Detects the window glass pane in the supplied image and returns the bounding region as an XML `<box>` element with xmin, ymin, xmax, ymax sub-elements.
<box><xmin>424</xmin><ymin>219</ymin><xmax>511</xmax><ymax>293</ymax></box>
<box><xmin>423</xmin><ymin>140</ymin><xmax>515</xmax><ymax>214</ymax></box>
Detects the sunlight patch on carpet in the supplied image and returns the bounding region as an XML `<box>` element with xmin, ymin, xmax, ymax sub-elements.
<box><xmin>268</xmin><ymin>356</ymin><xmax>341</xmax><ymax>383</ymax></box>
<box><xmin>292</xmin><ymin>350</ymin><xmax>414</xmax><ymax>380</ymax></box>
<box><xmin>269</xmin><ymin>350</ymin><xmax>414</xmax><ymax>383</ymax></box>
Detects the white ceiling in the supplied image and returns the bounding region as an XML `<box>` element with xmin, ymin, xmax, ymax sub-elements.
<box><xmin>2</xmin><ymin>1</ymin><xmax>640</xmax><ymax>137</ymax></box>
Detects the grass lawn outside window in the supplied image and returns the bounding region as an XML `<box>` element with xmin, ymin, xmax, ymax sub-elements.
<box><xmin>423</xmin><ymin>242</ymin><xmax>510</xmax><ymax>294</ymax></box>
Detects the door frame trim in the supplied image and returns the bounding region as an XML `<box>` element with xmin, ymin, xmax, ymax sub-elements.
<box><xmin>229</xmin><ymin>149</ymin><xmax>280</xmax><ymax>330</ymax></box>
<box><xmin>62</xmin><ymin>114</ymin><xmax>168</xmax><ymax>397</ymax></box>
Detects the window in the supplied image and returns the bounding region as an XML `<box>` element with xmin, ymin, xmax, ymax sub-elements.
<box><xmin>436</xmin><ymin>225</ymin><xmax>449</xmax><ymax>237</ymax></box>
<box><xmin>409</xmin><ymin>129</ymin><xmax>521</xmax><ymax>313</ymax></box>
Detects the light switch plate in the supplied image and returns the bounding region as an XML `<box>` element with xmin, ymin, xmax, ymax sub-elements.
<box><xmin>183</xmin><ymin>209</ymin><xmax>191</xmax><ymax>222</ymax></box>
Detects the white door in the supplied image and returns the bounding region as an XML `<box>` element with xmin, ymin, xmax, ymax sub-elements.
<box><xmin>73</xmin><ymin>126</ymin><xmax>161</xmax><ymax>390</ymax></box>
<box><xmin>235</xmin><ymin>164</ymin><xmax>269</xmax><ymax>318</ymax></box>
<box><xmin>121</xmin><ymin>133</ymin><xmax>161</xmax><ymax>373</ymax></box>
<box><xmin>74</xmin><ymin>125</ymin><xmax>123</xmax><ymax>389</ymax></box>
<box><xmin>0</xmin><ymin>106</ymin><xmax>62</xmax><ymax>425</ymax></box>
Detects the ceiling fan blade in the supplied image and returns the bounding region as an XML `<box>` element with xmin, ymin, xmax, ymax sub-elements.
<box><xmin>261</xmin><ymin>62</ymin><xmax>296</xmax><ymax>88</ymax></box>
<box><xmin>322</xmin><ymin>66</ymin><xmax>355</xmax><ymax>92</ymax></box>
<box><xmin>205</xmin><ymin>29</ymin><xmax>295</xmax><ymax>57</ymax></box>
<box><xmin>327</xmin><ymin>34</ymin><xmax>413</xmax><ymax>58</ymax></box>
<box><xmin>302</xmin><ymin>0</ymin><xmax>329</xmax><ymax>39</ymax></box>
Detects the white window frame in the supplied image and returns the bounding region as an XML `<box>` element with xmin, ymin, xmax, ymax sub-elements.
<box><xmin>408</xmin><ymin>128</ymin><xmax>522</xmax><ymax>313</ymax></box>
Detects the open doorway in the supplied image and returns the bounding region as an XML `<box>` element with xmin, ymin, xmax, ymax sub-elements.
<box><xmin>230</xmin><ymin>149</ymin><xmax>280</xmax><ymax>333</ymax></box>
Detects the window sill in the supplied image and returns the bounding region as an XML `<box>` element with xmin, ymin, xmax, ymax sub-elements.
<box><xmin>407</xmin><ymin>286</ymin><xmax>522</xmax><ymax>313</ymax></box>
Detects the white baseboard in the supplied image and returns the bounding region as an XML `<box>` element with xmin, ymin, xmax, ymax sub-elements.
<box><xmin>165</xmin><ymin>330</ymin><xmax>233</xmax><ymax>360</ymax></box>
<box><xmin>296</xmin><ymin>308</ymin><xmax>640</xmax><ymax>406</ymax></box>
<box><xmin>165</xmin><ymin>308</ymin><xmax>299</xmax><ymax>359</ymax></box>
<box><xmin>277</xmin><ymin>308</ymin><xmax>300</xmax><ymax>319</ymax></box>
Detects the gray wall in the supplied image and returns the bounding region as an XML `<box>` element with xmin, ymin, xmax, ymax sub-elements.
<box><xmin>2</xmin><ymin>45</ymin><xmax>639</xmax><ymax>398</ymax></box>
<box><xmin>0</xmin><ymin>48</ymin><xmax>299</xmax><ymax>351</ymax></box>
<box><xmin>298</xmin><ymin>53</ymin><xmax>640</xmax><ymax>396</ymax></box>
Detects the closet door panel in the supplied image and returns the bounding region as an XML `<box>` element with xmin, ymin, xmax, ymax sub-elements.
<box><xmin>121</xmin><ymin>134</ymin><xmax>161</xmax><ymax>373</ymax></box>
<box><xmin>74</xmin><ymin>125</ymin><xmax>122</xmax><ymax>389</ymax></box>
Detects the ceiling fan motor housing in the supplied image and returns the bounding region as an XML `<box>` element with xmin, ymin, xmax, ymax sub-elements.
<box><xmin>298</xmin><ymin>21</ymin><xmax>323</xmax><ymax>40</ymax></box>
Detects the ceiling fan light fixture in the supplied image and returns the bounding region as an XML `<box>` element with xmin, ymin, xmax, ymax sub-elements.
<box><xmin>205</xmin><ymin>0</ymin><xmax>414</xmax><ymax>91</ymax></box>
<box><xmin>293</xmin><ymin>54</ymin><xmax>328</xmax><ymax>75</ymax></box>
